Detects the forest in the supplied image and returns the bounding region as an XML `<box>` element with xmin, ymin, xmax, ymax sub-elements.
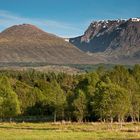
<box><xmin>0</xmin><ymin>64</ymin><xmax>140</xmax><ymax>123</ymax></box>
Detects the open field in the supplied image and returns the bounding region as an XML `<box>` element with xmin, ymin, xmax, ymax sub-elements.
<box><xmin>0</xmin><ymin>122</ymin><xmax>140</xmax><ymax>140</ymax></box>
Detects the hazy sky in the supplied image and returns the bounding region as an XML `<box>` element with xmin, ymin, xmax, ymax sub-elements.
<box><xmin>0</xmin><ymin>0</ymin><xmax>140</xmax><ymax>37</ymax></box>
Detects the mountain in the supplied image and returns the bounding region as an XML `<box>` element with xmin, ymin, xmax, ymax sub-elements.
<box><xmin>70</xmin><ymin>18</ymin><xmax>140</xmax><ymax>64</ymax></box>
<box><xmin>0</xmin><ymin>24</ymin><xmax>103</xmax><ymax>65</ymax></box>
<box><xmin>1</xmin><ymin>19</ymin><xmax>139</xmax><ymax>66</ymax></box>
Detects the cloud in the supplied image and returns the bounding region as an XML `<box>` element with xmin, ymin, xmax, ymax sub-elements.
<box><xmin>0</xmin><ymin>10</ymin><xmax>83</xmax><ymax>37</ymax></box>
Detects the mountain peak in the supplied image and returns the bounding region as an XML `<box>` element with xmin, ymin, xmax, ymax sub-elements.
<box><xmin>3</xmin><ymin>23</ymin><xmax>43</xmax><ymax>31</ymax></box>
<box><xmin>79</xmin><ymin>18</ymin><xmax>140</xmax><ymax>43</ymax></box>
<box><xmin>80</xmin><ymin>19</ymin><xmax>127</xmax><ymax>43</ymax></box>
<box><xmin>90</xmin><ymin>18</ymin><xmax>140</xmax><ymax>29</ymax></box>
<box><xmin>1</xmin><ymin>24</ymin><xmax>46</xmax><ymax>37</ymax></box>
<box><xmin>91</xmin><ymin>19</ymin><xmax>127</xmax><ymax>25</ymax></box>
<box><xmin>129</xmin><ymin>18</ymin><xmax>140</xmax><ymax>22</ymax></box>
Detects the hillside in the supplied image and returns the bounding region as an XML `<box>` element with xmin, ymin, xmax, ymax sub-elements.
<box><xmin>70</xmin><ymin>18</ymin><xmax>140</xmax><ymax>64</ymax></box>
<box><xmin>0</xmin><ymin>24</ymin><xmax>103</xmax><ymax>65</ymax></box>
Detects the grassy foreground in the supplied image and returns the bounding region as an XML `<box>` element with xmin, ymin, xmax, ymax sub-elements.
<box><xmin>0</xmin><ymin>122</ymin><xmax>140</xmax><ymax>140</ymax></box>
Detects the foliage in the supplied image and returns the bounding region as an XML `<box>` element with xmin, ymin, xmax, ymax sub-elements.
<box><xmin>0</xmin><ymin>64</ymin><xmax>140</xmax><ymax>122</ymax></box>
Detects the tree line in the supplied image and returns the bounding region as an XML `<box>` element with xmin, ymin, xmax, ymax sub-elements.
<box><xmin>0</xmin><ymin>65</ymin><xmax>140</xmax><ymax>123</ymax></box>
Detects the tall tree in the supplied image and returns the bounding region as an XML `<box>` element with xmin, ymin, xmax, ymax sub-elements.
<box><xmin>0</xmin><ymin>76</ymin><xmax>20</xmax><ymax>118</ymax></box>
<box><xmin>93</xmin><ymin>78</ymin><xmax>130</xmax><ymax>123</ymax></box>
<box><xmin>72</xmin><ymin>90</ymin><xmax>87</xmax><ymax>122</ymax></box>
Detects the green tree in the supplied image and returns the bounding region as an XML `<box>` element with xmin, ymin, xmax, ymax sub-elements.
<box><xmin>0</xmin><ymin>76</ymin><xmax>20</xmax><ymax>118</ymax></box>
<box><xmin>125</xmin><ymin>76</ymin><xmax>140</xmax><ymax>122</ymax></box>
<box><xmin>38</xmin><ymin>79</ymin><xmax>66</xmax><ymax>122</ymax></box>
<box><xmin>51</xmin><ymin>80</ymin><xmax>66</xmax><ymax>122</ymax></box>
<box><xmin>14</xmin><ymin>81</ymin><xmax>36</xmax><ymax>114</ymax></box>
<box><xmin>72</xmin><ymin>90</ymin><xmax>87</xmax><ymax>122</ymax></box>
<box><xmin>93</xmin><ymin>78</ymin><xmax>130</xmax><ymax>123</ymax></box>
<box><xmin>109</xmin><ymin>65</ymin><xmax>129</xmax><ymax>87</ymax></box>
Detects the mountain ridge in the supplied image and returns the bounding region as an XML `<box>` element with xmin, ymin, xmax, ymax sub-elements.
<box><xmin>69</xmin><ymin>18</ymin><xmax>140</xmax><ymax>64</ymax></box>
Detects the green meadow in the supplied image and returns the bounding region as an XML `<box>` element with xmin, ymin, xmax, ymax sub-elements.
<box><xmin>0</xmin><ymin>122</ymin><xmax>140</xmax><ymax>140</ymax></box>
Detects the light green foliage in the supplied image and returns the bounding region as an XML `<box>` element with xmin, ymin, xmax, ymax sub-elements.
<box><xmin>0</xmin><ymin>65</ymin><xmax>140</xmax><ymax>122</ymax></box>
<box><xmin>133</xmin><ymin>64</ymin><xmax>140</xmax><ymax>85</ymax></box>
<box><xmin>51</xmin><ymin>80</ymin><xmax>66</xmax><ymax>121</ymax></box>
<box><xmin>126</xmin><ymin>76</ymin><xmax>140</xmax><ymax>121</ymax></box>
<box><xmin>14</xmin><ymin>81</ymin><xmax>37</xmax><ymax>114</ymax></box>
<box><xmin>86</xmin><ymin>72</ymin><xmax>99</xmax><ymax>96</ymax></box>
<box><xmin>73</xmin><ymin>90</ymin><xmax>87</xmax><ymax>122</ymax></box>
<box><xmin>109</xmin><ymin>65</ymin><xmax>129</xmax><ymax>87</ymax></box>
<box><xmin>37</xmin><ymin>79</ymin><xmax>66</xmax><ymax>121</ymax></box>
<box><xmin>0</xmin><ymin>76</ymin><xmax>20</xmax><ymax>117</ymax></box>
<box><xmin>93</xmin><ymin>77</ymin><xmax>130</xmax><ymax>122</ymax></box>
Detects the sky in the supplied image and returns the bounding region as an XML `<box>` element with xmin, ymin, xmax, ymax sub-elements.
<box><xmin>0</xmin><ymin>0</ymin><xmax>140</xmax><ymax>37</ymax></box>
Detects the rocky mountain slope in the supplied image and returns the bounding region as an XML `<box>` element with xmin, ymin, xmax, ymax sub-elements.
<box><xmin>70</xmin><ymin>18</ymin><xmax>140</xmax><ymax>64</ymax></box>
<box><xmin>0</xmin><ymin>24</ymin><xmax>103</xmax><ymax>64</ymax></box>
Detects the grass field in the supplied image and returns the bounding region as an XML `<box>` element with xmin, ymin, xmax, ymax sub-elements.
<box><xmin>0</xmin><ymin>122</ymin><xmax>140</xmax><ymax>140</ymax></box>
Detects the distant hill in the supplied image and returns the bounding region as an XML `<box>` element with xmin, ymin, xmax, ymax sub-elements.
<box><xmin>0</xmin><ymin>24</ymin><xmax>103</xmax><ymax>65</ymax></box>
<box><xmin>70</xmin><ymin>18</ymin><xmax>140</xmax><ymax>64</ymax></box>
